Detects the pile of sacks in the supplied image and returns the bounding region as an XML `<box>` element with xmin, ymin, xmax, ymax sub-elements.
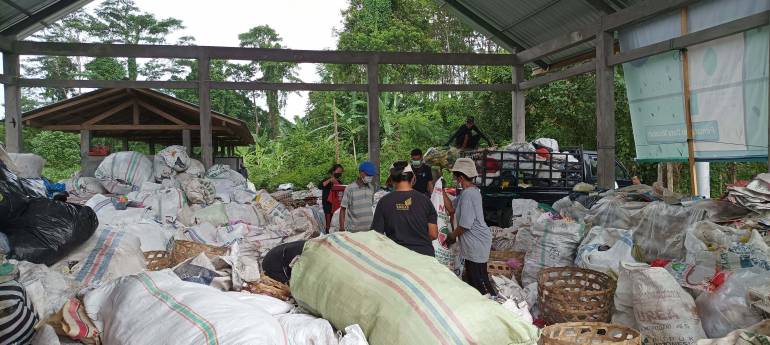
<box><xmin>492</xmin><ymin>180</ymin><xmax>770</xmax><ymax>345</ymax></box>
<box><xmin>1</xmin><ymin>145</ymin><xmax>352</xmax><ymax>345</ymax></box>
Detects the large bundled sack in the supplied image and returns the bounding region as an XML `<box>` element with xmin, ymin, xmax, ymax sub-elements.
<box><xmin>575</xmin><ymin>226</ymin><xmax>635</xmax><ymax>277</ymax></box>
<box><xmin>696</xmin><ymin>270</ymin><xmax>770</xmax><ymax>338</ymax></box>
<box><xmin>632</xmin><ymin>201</ymin><xmax>707</xmax><ymax>262</ymax></box>
<box><xmin>423</xmin><ymin>146</ymin><xmax>459</xmax><ymax>170</ymax></box>
<box><xmin>95</xmin><ymin>151</ymin><xmax>153</xmax><ymax>194</ymax></box>
<box><xmin>82</xmin><ymin>270</ymin><xmax>287</xmax><ymax>345</ymax></box>
<box><xmin>521</xmin><ymin>213</ymin><xmax>586</xmax><ymax>286</ymax></box>
<box><xmin>510</xmin><ymin>200</ymin><xmax>542</xmax><ymax>253</ymax></box>
<box><xmin>291</xmin><ymin>232</ymin><xmax>539</xmax><ymax>345</ymax></box>
<box><xmin>121</xmin><ymin>223</ymin><xmax>173</xmax><ymax>252</ymax></box>
<box><xmin>584</xmin><ymin>197</ymin><xmax>645</xmax><ymax>230</ymax></box>
<box><xmin>681</xmin><ymin>221</ymin><xmax>768</xmax><ymax>277</ymax></box>
<box><xmin>430</xmin><ymin>178</ymin><xmax>459</xmax><ymax>272</ymax></box>
<box><xmin>226</xmin><ymin>202</ymin><xmax>266</xmax><ymax>226</ymax></box>
<box><xmin>182</xmin><ymin>178</ymin><xmax>216</xmax><ymax>205</ymax></box>
<box><xmin>186</xmin><ymin>158</ymin><xmax>205</xmax><ymax>178</ymax></box>
<box><xmin>54</xmin><ymin>226</ymin><xmax>145</xmax><ymax>287</ymax></box>
<box><xmin>8</xmin><ymin>153</ymin><xmax>45</xmax><ymax>178</ymax></box>
<box><xmin>628</xmin><ymin>266</ymin><xmax>707</xmax><ymax>345</ymax></box>
<box><xmin>5</xmin><ymin>198</ymin><xmax>98</xmax><ymax>265</ymax></box>
<box><xmin>147</xmin><ymin>187</ymin><xmax>186</xmax><ymax>224</ymax></box>
<box><xmin>254</xmin><ymin>189</ymin><xmax>293</xmax><ymax>225</ymax></box>
<box><xmin>65</xmin><ymin>174</ymin><xmax>108</xmax><ymax>195</ymax></box>
<box><xmin>85</xmin><ymin>194</ymin><xmax>149</xmax><ymax>226</ymax></box>
<box><xmin>206</xmin><ymin>164</ymin><xmax>247</xmax><ymax>197</ymax></box>
<box><xmin>157</xmin><ymin>145</ymin><xmax>190</xmax><ymax>173</ymax></box>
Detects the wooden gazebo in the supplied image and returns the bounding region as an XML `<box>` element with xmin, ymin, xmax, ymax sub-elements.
<box><xmin>22</xmin><ymin>88</ymin><xmax>254</xmax><ymax>168</ymax></box>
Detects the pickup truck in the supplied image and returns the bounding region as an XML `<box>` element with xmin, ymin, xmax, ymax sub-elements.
<box><xmin>461</xmin><ymin>147</ymin><xmax>631</xmax><ymax>227</ymax></box>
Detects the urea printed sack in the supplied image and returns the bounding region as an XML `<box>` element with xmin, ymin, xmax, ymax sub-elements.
<box><xmin>631</xmin><ymin>266</ymin><xmax>706</xmax><ymax>345</ymax></box>
<box><xmin>521</xmin><ymin>213</ymin><xmax>585</xmax><ymax>286</ymax></box>
<box><xmin>95</xmin><ymin>151</ymin><xmax>153</xmax><ymax>194</ymax></box>
<box><xmin>290</xmin><ymin>232</ymin><xmax>539</xmax><ymax>345</ymax></box>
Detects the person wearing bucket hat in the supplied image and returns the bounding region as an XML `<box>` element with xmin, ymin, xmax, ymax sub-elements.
<box><xmin>443</xmin><ymin>157</ymin><xmax>496</xmax><ymax>296</ymax></box>
<box><xmin>372</xmin><ymin>161</ymin><xmax>438</xmax><ymax>256</ymax></box>
<box><xmin>339</xmin><ymin>161</ymin><xmax>377</xmax><ymax>232</ymax></box>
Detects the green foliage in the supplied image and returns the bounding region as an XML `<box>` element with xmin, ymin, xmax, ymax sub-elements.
<box><xmin>84</xmin><ymin>57</ymin><xmax>127</xmax><ymax>80</ymax></box>
<box><xmin>27</xmin><ymin>131</ymin><xmax>81</xmax><ymax>181</ymax></box>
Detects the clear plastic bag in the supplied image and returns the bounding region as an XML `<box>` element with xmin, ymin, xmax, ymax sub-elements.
<box><xmin>696</xmin><ymin>270</ymin><xmax>770</xmax><ymax>338</ymax></box>
<box><xmin>632</xmin><ymin>201</ymin><xmax>707</xmax><ymax>262</ymax></box>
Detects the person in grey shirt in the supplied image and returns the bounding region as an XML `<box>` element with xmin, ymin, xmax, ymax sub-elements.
<box><xmin>443</xmin><ymin>157</ymin><xmax>495</xmax><ymax>296</ymax></box>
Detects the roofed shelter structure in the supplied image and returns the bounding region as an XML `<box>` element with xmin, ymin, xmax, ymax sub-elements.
<box><xmin>1</xmin><ymin>0</ymin><xmax>769</xmax><ymax>189</ymax></box>
<box><xmin>21</xmin><ymin>87</ymin><xmax>254</xmax><ymax>172</ymax></box>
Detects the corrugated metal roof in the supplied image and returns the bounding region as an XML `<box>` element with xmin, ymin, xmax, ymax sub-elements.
<box><xmin>0</xmin><ymin>0</ymin><xmax>92</xmax><ymax>40</ymax></box>
<box><xmin>438</xmin><ymin>0</ymin><xmax>644</xmax><ymax>66</ymax></box>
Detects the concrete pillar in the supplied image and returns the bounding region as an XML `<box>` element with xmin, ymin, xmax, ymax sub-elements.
<box><xmin>80</xmin><ymin>130</ymin><xmax>91</xmax><ymax>174</ymax></box>
<box><xmin>3</xmin><ymin>52</ymin><xmax>22</xmax><ymax>152</ymax></box>
<box><xmin>367</xmin><ymin>61</ymin><xmax>380</xmax><ymax>179</ymax></box>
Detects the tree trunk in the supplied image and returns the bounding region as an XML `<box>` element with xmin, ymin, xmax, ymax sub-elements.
<box><xmin>267</xmin><ymin>90</ymin><xmax>279</xmax><ymax>138</ymax></box>
<box><xmin>252</xmin><ymin>92</ymin><xmax>260</xmax><ymax>136</ymax></box>
<box><xmin>333</xmin><ymin>99</ymin><xmax>340</xmax><ymax>163</ymax></box>
<box><xmin>128</xmin><ymin>57</ymin><xmax>138</xmax><ymax>80</ymax></box>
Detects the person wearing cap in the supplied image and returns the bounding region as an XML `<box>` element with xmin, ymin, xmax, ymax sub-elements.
<box><xmin>442</xmin><ymin>157</ymin><xmax>496</xmax><ymax>296</ymax></box>
<box><xmin>409</xmin><ymin>148</ymin><xmax>434</xmax><ymax>196</ymax></box>
<box><xmin>445</xmin><ymin>116</ymin><xmax>493</xmax><ymax>150</ymax></box>
<box><xmin>372</xmin><ymin>161</ymin><xmax>438</xmax><ymax>256</ymax></box>
<box><xmin>339</xmin><ymin>161</ymin><xmax>377</xmax><ymax>232</ymax></box>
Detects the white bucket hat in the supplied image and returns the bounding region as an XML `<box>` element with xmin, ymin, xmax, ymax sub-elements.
<box><xmin>451</xmin><ymin>158</ymin><xmax>478</xmax><ymax>178</ymax></box>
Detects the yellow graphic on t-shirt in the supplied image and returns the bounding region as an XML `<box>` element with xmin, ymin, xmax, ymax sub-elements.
<box><xmin>396</xmin><ymin>197</ymin><xmax>412</xmax><ymax>210</ymax></box>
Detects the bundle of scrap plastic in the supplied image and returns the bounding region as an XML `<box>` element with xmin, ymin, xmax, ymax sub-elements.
<box><xmin>424</xmin><ymin>147</ymin><xmax>459</xmax><ymax>170</ymax></box>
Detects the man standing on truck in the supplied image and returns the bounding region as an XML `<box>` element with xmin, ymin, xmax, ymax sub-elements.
<box><xmin>339</xmin><ymin>161</ymin><xmax>377</xmax><ymax>232</ymax></box>
<box><xmin>372</xmin><ymin>162</ymin><xmax>438</xmax><ymax>256</ymax></box>
<box><xmin>446</xmin><ymin>116</ymin><xmax>493</xmax><ymax>150</ymax></box>
<box><xmin>443</xmin><ymin>157</ymin><xmax>496</xmax><ymax>296</ymax></box>
<box><xmin>410</xmin><ymin>148</ymin><xmax>434</xmax><ymax>196</ymax></box>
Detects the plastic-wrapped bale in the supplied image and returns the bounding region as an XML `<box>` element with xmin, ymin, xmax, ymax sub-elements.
<box><xmin>575</xmin><ymin>226</ymin><xmax>636</xmax><ymax>277</ymax></box>
<box><xmin>521</xmin><ymin>213</ymin><xmax>586</xmax><ymax>286</ymax></box>
<box><xmin>632</xmin><ymin>201</ymin><xmax>707</xmax><ymax>262</ymax></box>
<box><xmin>290</xmin><ymin>232</ymin><xmax>539</xmax><ymax>345</ymax></box>
<box><xmin>584</xmin><ymin>197</ymin><xmax>646</xmax><ymax>230</ymax></box>
<box><xmin>8</xmin><ymin>153</ymin><xmax>44</xmax><ymax>178</ymax></box>
<box><xmin>5</xmin><ymin>198</ymin><xmax>98</xmax><ymax>265</ymax></box>
<box><xmin>82</xmin><ymin>270</ymin><xmax>287</xmax><ymax>345</ymax></box>
<box><xmin>95</xmin><ymin>151</ymin><xmax>153</xmax><ymax>194</ymax></box>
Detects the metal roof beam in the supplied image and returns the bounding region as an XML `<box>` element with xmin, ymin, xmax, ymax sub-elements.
<box><xmin>515</xmin><ymin>27</ymin><xmax>596</xmax><ymax>64</ymax></box>
<box><xmin>519</xmin><ymin>60</ymin><xmax>595</xmax><ymax>90</ymax></box>
<box><xmin>581</xmin><ymin>0</ymin><xmax>617</xmax><ymax>14</ymax></box>
<box><xmin>11</xmin><ymin>41</ymin><xmax>520</xmax><ymax>65</ymax></box>
<box><xmin>608</xmin><ymin>10</ymin><xmax>769</xmax><ymax>66</ymax></box>
<box><xmin>0</xmin><ymin>0</ymin><xmax>91</xmax><ymax>40</ymax></box>
<box><xmin>602</xmin><ymin>0</ymin><xmax>701</xmax><ymax>32</ymax></box>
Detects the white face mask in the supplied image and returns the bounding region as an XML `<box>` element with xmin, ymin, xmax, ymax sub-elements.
<box><xmin>362</xmin><ymin>176</ymin><xmax>374</xmax><ymax>184</ymax></box>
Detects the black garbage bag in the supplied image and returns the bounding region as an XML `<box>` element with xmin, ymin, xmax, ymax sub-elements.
<box><xmin>4</xmin><ymin>198</ymin><xmax>98</xmax><ymax>265</ymax></box>
<box><xmin>0</xmin><ymin>162</ymin><xmax>30</xmax><ymax>225</ymax></box>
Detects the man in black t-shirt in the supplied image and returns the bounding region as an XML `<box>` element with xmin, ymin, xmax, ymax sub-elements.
<box><xmin>410</xmin><ymin>148</ymin><xmax>434</xmax><ymax>196</ymax></box>
<box><xmin>372</xmin><ymin>162</ymin><xmax>438</xmax><ymax>256</ymax></box>
<box><xmin>446</xmin><ymin>116</ymin><xmax>493</xmax><ymax>149</ymax></box>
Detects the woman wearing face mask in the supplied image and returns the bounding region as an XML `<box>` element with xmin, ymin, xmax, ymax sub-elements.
<box><xmin>321</xmin><ymin>164</ymin><xmax>344</xmax><ymax>232</ymax></box>
<box><xmin>339</xmin><ymin>161</ymin><xmax>377</xmax><ymax>232</ymax></box>
<box><xmin>372</xmin><ymin>161</ymin><xmax>438</xmax><ymax>256</ymax></box>
<box><xmin>442</xmin><ymin>158</ymin><xmax>496</xmax><ymax>296</ymax></box>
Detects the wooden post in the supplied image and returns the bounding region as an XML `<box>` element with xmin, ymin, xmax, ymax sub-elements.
<box><xmin>596</xmin><ymin>30</ymin><xmax>616</xmax><ymax>189</ymax></box>
<box><xmin>367</xmin><ymin>61</ymin><xmax>381</xmax><ymax>179</ymax></box>
<box><xmin>3</xmin><ymin>52</ymin><xmax>22</xmax><ymax>153</ymax></box>
<box><xmin>198</xmin><ymin>54</ymin><xmax>214</xmax><ymax>168</ymax></box>
<box><xmin>511</xmin><ymin>65</ymin><xmax>526</xmax><ymax>143</ymax></box>
<box><xmin>122</xmin><ymin>137</ymin><xmax>129</xmax><ymax>151</ymax></box>
<box><xmin>80</xmin><ymin>130</ymin><xmax>91</xmax><ymax>174</ymax></box>
<box><xmin>681</xmin><ymin>8</ymin><xmax>698</xmax><ymax>193</ymax></box>
<box><xmin>182</xmin><ymin>129</ymin><xmax>192</xmax><ymax>154</ymax></box>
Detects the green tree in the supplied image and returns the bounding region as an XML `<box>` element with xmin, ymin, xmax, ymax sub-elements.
<box><xmin>238</xmin><ymin>26</ymin><xmax>300</xmax><ymax>138</ymax></box>
<box><xmin>83</xmin><ymin>57</ymin><xmax>127</xmax><ymax>80</ymax></box>
<box><xmin>89</xmin><ymin>0</ymin><xmax>184</xmax><ymax>80</ymax></box>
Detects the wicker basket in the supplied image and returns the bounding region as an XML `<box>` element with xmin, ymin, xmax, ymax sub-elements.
<box><xmin>144</xmin><ymin>251</ymin><xmax>172</xmax><ymax>271</ymax></box>
<box><xmin>243</xmin><ymin>276</ymin><xmax>292</xmax><ymax>301</ymax></box>
<box><xmin>539</xmin><ymin>322</ymin><xmax>641</xmax><ymax>345</ymax></box>
<box><xmin>489</xmin><ymin>250</ymin><xmax>526</xmax><ymax>283</ymax></box>
<box><xmin>170</xmin><ymin>240</ymin><xmax>228</xmax><ymax>265</ymax></box>
<box><xmin>538</xmin><ymin>267</ymin><xmax>616</xmax><ymax>324</ymax></box>
<box><xmin>487</xmin><ymin>260</ymin><xmax>514</xmax><ymax>279</ymax></box>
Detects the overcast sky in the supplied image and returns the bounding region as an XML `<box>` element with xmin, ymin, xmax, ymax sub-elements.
<box><xmin>1</xmin><ymin>0</ymin><xmax>348</xmax><ymax>120</ymax></box>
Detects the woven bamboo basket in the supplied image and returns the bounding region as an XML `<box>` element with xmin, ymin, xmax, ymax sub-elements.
<box><xmin>489</xmin><ymin>250</ymin><xmax>526</xmax><ymax>283</ymax></box>
<box><xmin>538</xmin><ymin>267</ymin><xmax>616</xmax><ymax>324</ymax></box>
<box><xmin>243</xmin><ymin>276</ymin><xmax>292</xmax><ymax>301</ymax></box>
<box><xmin>170</xmin><ymin>240</ymin><xmax>228</xmax><ymax>265</ymax></box>
<box><xmin>487</xmin><ymin>260</ymin><xmax>514</xmax><ymax>279</ymax></box>
<box><xmin>539</xmin><ymin>322</ymin><xmax>641</xmax><ymax>345</ymax></box>
<box><xmin>144</xmin><ymin>251</ymin><xmax>172</xmax><ymax>271</ymax></box>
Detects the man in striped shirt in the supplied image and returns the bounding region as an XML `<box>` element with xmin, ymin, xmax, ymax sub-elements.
<box><xmin>339</xmin><ymin>161</ymin><xmax>377</xmax><ymax>232</ymax></box>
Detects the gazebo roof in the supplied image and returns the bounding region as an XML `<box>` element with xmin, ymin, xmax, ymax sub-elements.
<box><xmin>22</xmin><ymin>88</ymin><xmax>254</xmax><ymax>146</ymax></box>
